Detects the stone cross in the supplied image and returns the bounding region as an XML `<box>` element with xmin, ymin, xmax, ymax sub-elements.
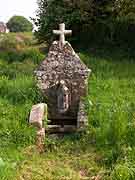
<box><xmin>53</xmin><ymin>23</ymin><xmax>72</xmax><ymax>46</ymax></box>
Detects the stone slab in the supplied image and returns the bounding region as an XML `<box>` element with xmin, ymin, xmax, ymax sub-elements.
<box><xmin>29</xmin><ymin>103</ymin><xmax>46</xmax><ymax>129</ymax></box>
<box><xmin>47</xmin><ymin>125</ymin><xmax>77</xmax><ymax>133</ymax></box>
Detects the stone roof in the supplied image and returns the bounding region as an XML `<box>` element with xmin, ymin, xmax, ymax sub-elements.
<box><xmin>36</xmin><ymin>41</ymin><xmax>91</xmax><ymax>89</ymax></box>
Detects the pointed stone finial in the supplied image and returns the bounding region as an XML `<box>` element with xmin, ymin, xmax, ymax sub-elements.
<box><xmin>53</xmin><ymin>23</ymin><xmax>72</xmax><ymax>46</ymax></box>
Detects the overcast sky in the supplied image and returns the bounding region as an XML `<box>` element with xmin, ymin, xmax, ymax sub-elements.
<box><xmin>0</xmin><ymin>0</ymin><xmax>37</xmax><ymax>23</ymax></box>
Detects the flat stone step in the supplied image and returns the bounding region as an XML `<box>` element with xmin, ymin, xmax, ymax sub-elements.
<box><xmin>47</xmin><ymin>125</ymin><xmax>77</xmax><ymax>133</ymax></box>
<box><xmin>48</xmin><ymin>118</ymin><xmax>77</xmax><ymax>125</ymax></box>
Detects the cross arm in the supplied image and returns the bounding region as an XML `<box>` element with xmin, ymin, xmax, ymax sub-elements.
<box><xmin>53</xmin><ymin>30</ymin><xmax>61</xmax><ymax>35</ymax></box>
<box><xmin>64</xmin><ymin>30</ymin><xmax>72</xmax><ymax>35</ymax></box>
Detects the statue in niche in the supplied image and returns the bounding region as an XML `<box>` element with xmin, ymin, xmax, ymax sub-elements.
<box><xmin>57</xmin><ymin>80</ymin><xmax>70</xmax><ymax>114</ymax></box>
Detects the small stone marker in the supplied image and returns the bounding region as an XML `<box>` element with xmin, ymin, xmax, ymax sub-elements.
<box><xmin>29</xmin><ymin>103</ymin><xmax>47</xmax><ymax>152</ymax></box>
<box><xmin>29</xmin><ymin>103</ymin><xmax>46</xmax><ymax>129</ymax></box>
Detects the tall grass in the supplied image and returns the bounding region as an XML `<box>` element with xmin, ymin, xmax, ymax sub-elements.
<box><xmin>80</xmin><ymin>52</ymin><xmax>135</xmax><ymax>178</ymax></box>
<box><xmin>0</xmin><ymin>33</ymin><xmax>135</xmax><ymax>179</ymax></box>
<box><xmin>0</xmin><ymin>38</ymin><xmax>44</xmax><ymax>178</ymax></box>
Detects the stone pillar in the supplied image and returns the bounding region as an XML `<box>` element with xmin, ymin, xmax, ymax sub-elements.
<box><xmin>77</xmin><ymin>101</ymin><xmax>88</xmax><ymax>130</ymax></box>
<box><xmin>29</xmin><ymin>103</ymin><xmax>47</xmax><ymax>152</ymax></box>
<box><xmin>36</xmin><ymin>128</ymin><xmax>45</xmax><ymax>153</ymax></box>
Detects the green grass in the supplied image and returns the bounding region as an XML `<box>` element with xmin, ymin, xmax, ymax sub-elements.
<box><xmin>0</xmin><ymin>34</ymin><xmax>135</xmax><ymax>179</ymax></box>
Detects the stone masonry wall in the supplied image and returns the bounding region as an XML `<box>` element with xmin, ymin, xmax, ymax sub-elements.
<box><xmin>35</xmin><ymin>41</ymin><xmax>91</xmax><ymax>127</ymax></box>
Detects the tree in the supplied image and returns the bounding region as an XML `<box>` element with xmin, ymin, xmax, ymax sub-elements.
<box><xmin>7</xmin><ymin>16</ymin><xmax>33</xmax><ymax>32</ymax></box>
<box><xmin>33</xmin><ymin>0</ymin><xmax>115</xmax><ymax>43</ymax></box>
<box><xmin>34</xmin><ymin>0</ymin><xmax>135</xmax><ymax>46</ymax></box>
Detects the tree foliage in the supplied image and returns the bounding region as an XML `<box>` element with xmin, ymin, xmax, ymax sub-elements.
<box><xmin>34</xmin><ymin>0</ymin><xmax>135</xmax><ymax>46</ymax></box>
<box><xmin>7</xmin><ymin>16</ymin><xmax>33</xmax><ymax>33</ymax></box>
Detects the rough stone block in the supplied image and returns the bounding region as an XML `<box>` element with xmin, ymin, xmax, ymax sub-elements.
<box><xmin>29</xmin><ymin>103</ymin><xmax>47</xmax><ymax>129</ymax></box>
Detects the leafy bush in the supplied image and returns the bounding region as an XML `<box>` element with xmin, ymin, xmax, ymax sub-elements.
<box><xmin>22</xmin><ymin>48</ymin><xmax>44</xmax><ymax>64</ymax></box>
<box><xmin>0</xmin><ymin>75</ymin><xmax>42</xmax><ymax>105</ymax></box>
<box><xmin>0</xmin><ymin>33</ymin><xmax>26</xmax><ymax>53</ymax></box>
<box><xmin>0</xmin><ymin>33</ymin><xmax>44</xmax><ymax>63</ymax></box>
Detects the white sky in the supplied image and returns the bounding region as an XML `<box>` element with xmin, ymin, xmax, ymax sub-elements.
<box><xmin>0</xmin><ymin>0</ymin><xmax>37</xmax><ymax>23</ymax></box>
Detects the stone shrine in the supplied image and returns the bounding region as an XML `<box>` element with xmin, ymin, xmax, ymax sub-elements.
<box><xmin>31</xmin><ymin>23</ymin><xmax>91</xmax><ymax>134</ymax></box>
